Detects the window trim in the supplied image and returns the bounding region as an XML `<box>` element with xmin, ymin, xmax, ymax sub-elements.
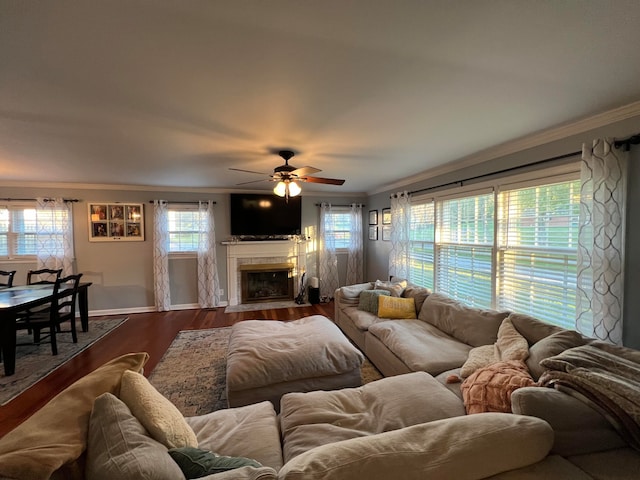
<box><xmin>0</xmin><ymin>202</ymin><xmax>38</xmax><ymax>261</ymax></box>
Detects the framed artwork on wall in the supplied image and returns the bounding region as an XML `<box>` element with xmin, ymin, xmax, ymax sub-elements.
<box><xmin>369</xmin><ymin>226</ymin><xmax>378</xmax><ymax>240</ymax></box>
<box><xmin>369</xmin><ymin>209</ymin><xmax>378</xmax><ymax>225</ymax></box>
<box><xmin>88</xmin><ymin>203</ymin><xmax>144</xmax><ymax>242</ymax></box>
<box><xmin>382</xmin><ymin>225</ymin><xmax>391</xmax><ymax>241</ymax></box>
<box><xmin>382</xmin><ymin>208</ymin><xmax>391</xmax><ymax>225</ymax></box>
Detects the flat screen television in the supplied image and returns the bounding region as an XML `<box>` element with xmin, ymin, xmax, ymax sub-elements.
<box><xmin>230</xmin><ymin>193</ymin><xmax>302</xmax><ymax>237</ymax></box>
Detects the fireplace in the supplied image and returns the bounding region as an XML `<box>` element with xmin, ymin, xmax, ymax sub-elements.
<box><xmin>239</xmin><ymin>263</ymin><xmax>294</xmax><ymax>304</ymax></box>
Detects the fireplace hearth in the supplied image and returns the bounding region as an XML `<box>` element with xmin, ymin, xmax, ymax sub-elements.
<box><xmin>239</xmin><ymin>263</ymin><xmax>294</xmax><ymax>304</ymax></box>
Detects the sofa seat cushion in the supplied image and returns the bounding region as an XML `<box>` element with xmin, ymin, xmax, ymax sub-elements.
<box><xmin>278</xmin><ymin>413</ymin><xmax>553</xmax><ymax>480</ymax></box>
<box><xmin>340</xmin><ymin>306</ymin><xmax>380</xmax><ymax>331</ymax></box>
<box><xmin>419</xmin><ymin>293</ymin><xmax>508</xmax><ymax>347</ymax></box>
<box><xmin>368</xmin><ymin>319</ymin><xmax>472</xmax><ymax>375</ymax></box>
<box><xmin>186</xmin><ymin>401</ymin><xmax>284</xmax><ymax>470</ymax></box>
<box><xmin>0</xmin><ymin>352</ymin><xmax>149</xmax><ymax>480</ymax></box>
<box><xmin>567</xmin><ymin>448</ymin><xmax>640</xmax><ymax>479</ymax></box>
<box><xmin>486</xmin><ymin>455</ymin><xmax>593</xmax><ymax>480</ymax></box>
<box><xmin>280</xmin><ymin>372</ymin><xmax>465</xmax><ymax>463</ymax></box>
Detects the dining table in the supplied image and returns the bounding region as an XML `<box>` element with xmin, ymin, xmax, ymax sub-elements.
<box><xmin>0</xmin><ymin>282</ymin><xmax>92</xmax><ymax>376</ymax></box>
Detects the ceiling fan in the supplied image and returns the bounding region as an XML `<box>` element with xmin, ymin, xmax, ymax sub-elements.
<box><xmin>229</xmin><ymin>150</ymin><xmax>345</xmax><ymax>199</ymax></box>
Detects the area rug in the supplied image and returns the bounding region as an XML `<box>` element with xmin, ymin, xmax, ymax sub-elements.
<box><xmin>149</xmin><ymin>327</ymin><xmax>383</xmax><ymax>417</ymax></box>
<box><xmin>224</xmin><ymin>301</ymin><xmax>309</xmax><ymax>313</ymax></box>
<box><xmin>0</xmin><ymin>317</ymin><xmax>128</xmax><ymax>405</ymax></box>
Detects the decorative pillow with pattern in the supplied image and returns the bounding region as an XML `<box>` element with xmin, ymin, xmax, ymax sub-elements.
<box><xmin>377</xmin><ymin>296</ymin><xmax>416</xmax><ymax>319</ymax></box>
<box><xmin>374</xmin><ymin>279</ymin><xmax>407</xmax><ymax>297</ymax></box>
<box><xmin>357</xmin><ymin>289</ymin><xmax>391</xmax><ymax>315</ymax></box>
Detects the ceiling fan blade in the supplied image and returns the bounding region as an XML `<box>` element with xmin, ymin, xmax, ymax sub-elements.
<box><xmin>235</xmin><ymin>179</ymin><xmax>269</xmax><ymax>186</ymax></box>
<box><xmin>229</xmin><ymin>167</ymin><xmax>269</xmax><ymax>175</ymax></box>
<box><xmin>300</xmin><ymin>176</ymin><xmax>345</xmax><ymax>185</ymax></box>
<box><xmin>291</xmin><ymin>166</ymin><xmax>321</xmax><ymax>177</ymax></box>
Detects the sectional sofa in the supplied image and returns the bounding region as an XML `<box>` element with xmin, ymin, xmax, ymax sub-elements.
<box><xmin>334</xmin><ymin>279</ymin><xmax>640</xmax><ymax>478</ymax></box>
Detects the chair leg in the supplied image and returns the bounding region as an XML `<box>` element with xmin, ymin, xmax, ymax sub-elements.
<box><xmin>50</xmin><ymin>324</ymin><xmax>58</xmax><ymax>355</ymax></box>
<box><xmin>70</xmin><ymin>318</ymin><xmax>77</xmax><ymax>343</ymax></box>
<box><xmin>33</xmin><ymin>327</ymin><xmax>41</xmax><ymax>344</ymax></box>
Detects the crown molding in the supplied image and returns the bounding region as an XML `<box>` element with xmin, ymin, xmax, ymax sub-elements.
<box><xmin>369</xmin><ymin>100</ymin><xmax>640</xmax><ymax>196</ymax></box>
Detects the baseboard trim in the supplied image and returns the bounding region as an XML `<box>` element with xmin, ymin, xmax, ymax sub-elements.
<box><xmin>89</xmin><ymin>301</ymin><xmax>229</xmax><ymax>317</ymax></box>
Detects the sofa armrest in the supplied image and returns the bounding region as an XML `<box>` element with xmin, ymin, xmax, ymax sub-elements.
<box><xmin>278</xmin><ymin>413</ymin><xmax>553</xmax><ymax>480</ymax></box>
<box><xmin>334</xmin><ymin>282</ymin><xmax>373</xmax><ymax>307</ymax></box>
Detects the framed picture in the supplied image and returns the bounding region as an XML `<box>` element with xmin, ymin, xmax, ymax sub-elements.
<box><xmin>382</xmin><ymin>208</ymin><xmax>391</xmax><ymax>225</ymax></box>
<box><xmin>369</xmin><ymin>226</ymin><xmax>378</xmax><ymax>240</ymax></box>
<box><xmin>382</xmin><ymin>225</ymin><xmax>391</xmax><ymax>241</ymax></box>
<box><xmin>89</xmin><ymin>203</ymin><xmax>144</xmax><ymax>242</ymax></box>
<box><xmin>369</xmin><ymin>209</ymin><xmax>378</xmax><ymax>225</ymax></box>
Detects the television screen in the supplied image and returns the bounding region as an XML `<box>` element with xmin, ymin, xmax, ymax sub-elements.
<box><xmin>230</xmin><ymin>193</ymin><xmax>302</xmax><ymax>237</ymax></box>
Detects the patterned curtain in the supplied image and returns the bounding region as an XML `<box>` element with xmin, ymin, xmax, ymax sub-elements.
<box><xmin>576</xmin><ymin>138</ymin><xmax>628</xmax><ymax>345</ymax></box>
<box><xmin>388</xmin><ymin>191</ymin><xmax>411</xmax><ymax>280</ymax></box>
<box><xmin>35</xmin><ymin>198</ymin><xmax>74</xmax><ymax>276</ymax></box>
<box><xmin>319</xmin><ymin>203</ymin><xmax>339</xmax><ymax>299</ymax></box>
<box><xmin>197</xmin><ymin>200</ymin><xmax>220</xmax><ymax>308</ymax></box>
<box><xmin>153</xmin><ymin>200</ymin><xmax>171</xmax><ymax>311</ymax></box>
<box><xmin>346</xmin><ymin>203</ymin><xmax>364</xmax><ymax>285</ymax></box>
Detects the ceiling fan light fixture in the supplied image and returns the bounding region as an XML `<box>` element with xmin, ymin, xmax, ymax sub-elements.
<box><xmin>273</xmin><ymin>179</ymin><xmax>301</xmax><ymax>198</ymax></box>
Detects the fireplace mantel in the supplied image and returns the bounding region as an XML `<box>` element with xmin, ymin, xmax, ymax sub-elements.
<box><xmin>223</xmin><ymin>240</ymin><xmax>306</xmax><ymax>306</ymax></box>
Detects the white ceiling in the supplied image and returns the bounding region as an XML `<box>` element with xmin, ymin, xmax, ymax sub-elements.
<box><xmin>2</xmin><ymin>1</ymin><xmax>640</xmax><ymax>195</ymax></box>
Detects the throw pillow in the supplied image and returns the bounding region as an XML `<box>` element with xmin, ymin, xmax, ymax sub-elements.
<box><xmin>86</xmin><ymin>393</ymin><xmax>185</xmax><ymax>480</ymax></box>
<box><xmin>461</xmin><ymin>360</ymin><xmax>535</xmax><ymax>414</ymax></box>
<box><xmin>169</xmin><ymin>447</ymin><xmax>262</xmax><ymax>479</ymax></box>
<box><xmin>402</xmin><ymin>286</ymin><xmax>431</xmax><ymax>315</ymax></box>
<box><xmin>119</xmin><ymin>370</ymin><xmax>199</xmax><ymax>449</ymax></box>
<box><xmin>0</xmin><ymin>352</ymin><xmax>149</xmax><ymax>480</ymax></box>
<box><xmin>526</xmin><ymin>330</ymin><xmax>587</xmax><ymax>381</ymax></box>
<box><xmin>460</xmin><ymin>344</ymin><xmax>495</xmax><ymax>378</ymax></box>
<box><xmin>495</xmin><ymin>317</ymin><xmax>530</xmax><ymax>362</ymax></box>
<box><xmin>377</xmin><ymin>295</ymin><xmax>416</xmax><ymax>319</ymax></box>
<box><xmin>357</xmin><ymin>289</ymin><xmax>391</xmax><ymax>315</ymax></box>
<box><xmin>374</xmin><ymin>279</ymin><xmax>407</xmax><ymax>297</ymax></box>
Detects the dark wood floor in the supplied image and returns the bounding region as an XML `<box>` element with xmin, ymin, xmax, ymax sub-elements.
<box><xmin>0</xmin><ymin>301</ymin><xmax>335</xmax><ymax>438</ymax></box>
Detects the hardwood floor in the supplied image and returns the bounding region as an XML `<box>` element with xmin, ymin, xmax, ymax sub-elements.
<box><xmin>0</xmin><ymin>302</ymin><xmax>335</xmax><ymax>438</ymax></box>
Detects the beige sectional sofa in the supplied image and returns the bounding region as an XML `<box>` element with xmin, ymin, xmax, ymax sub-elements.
<box><xmin>334</xmin><ymin>279</ymin><xmax>640</xmax><ymax>479</ymax></box>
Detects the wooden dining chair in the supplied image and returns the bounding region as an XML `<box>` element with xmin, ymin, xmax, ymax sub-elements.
<box><xmin>0</xmin><ymin>270</ymin><xmax>16</xmax><ymax>287</ymax></box>
<box><xmin>16</xmin><ymin>273</ymin><xmax>83</xmax><ymax>355</ymax></box>
<box><xmin>27</xmin><ymin>268</ymin><xmax>63</xmax><ymax>285</ymax></box>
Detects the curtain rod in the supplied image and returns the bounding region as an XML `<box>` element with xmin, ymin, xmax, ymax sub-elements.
<box><xmin>0</xmin><ymin>197</ymin><xmax>79</xmax><ymax>202</ymax></box>
<box><xmin>315</xmin><ymin>203</ymin><xmax>365</xmax><ymax>207</ymax></box>
<box><xmin>402</xmin><ymin>150</ymin><xmax>582</xmax><ymax>198</ymax></box>
<box><xmin>148</xmin><ymin>200</ymin><xmax>217</xmax><ymax>205</ymax></box>
<box><xmin>614</xmin><ymin>133</ymin><xmax>640</xmax><ymax>151</ymax></box>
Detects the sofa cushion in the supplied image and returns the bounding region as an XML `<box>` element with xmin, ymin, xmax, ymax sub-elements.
<box><xmin>186</xmin><ymin>401</ymin><xmax>284</xmax><ymax>470</ymax></box>
<box><xmin>461</xmin><ymin>360</ymin><xmax>535</xmax><ymax>414</ymax></box>
<box><xmin>567</xmin><ymin>448</ymin><xmax>640</xmax><ymax>479</ymax></box>
<box><xmin>85</xmin><ymin>393</ymin><xmax>185</xmax><ymax>480</ymax></box>
<box><xmin>278</xmin><ymin>413</ymin><xmax>553</xmax><ymax>480</ymax></box>
<box><xmin>369</xmin><ymin>319</ymin><xmax>472</xmax><ymax>375</ymax></box>
<box><xmin>340</xmin><ymin>305</ymin><xmax>380</xmax><ymax>331</ymax></box>
<box><xmin>508</xmin><ymin>312</ymin><xmax>563</xmax><ymax>345</ymax></box>
<box><xmin>374</xmin><ymin>279</ymin><xmax>407</xmax><ymax>297</ymax></box>
<box><xmin>402</xmin><ymin>286</ymin><xmax>431</xmax><ymax>314</ymax></box>
<box><xmin>526</xmin><ymin>330</ymin><xmax>587</xmax><ymax>381</ymax></box>
<box><xmin>168</xmin><ymin>447</ymin><xmax>261</xmax><ymax>478</ymax></box>
<box><xmin>357</xmin><ymin>289</ymin><xmax>391</xmax><ymax>314</ymax></box>
<box><xmin>377</xmin><ymin>295</ymin><xmax>416</xmax><ymax>319</ymax></box>
<box><xmin>0</xmin><ymin>352</ymin><xmax>149</xmax><ymax>480</ymax></box>
<box><xmin>511</xmin><ymin>386</ymin><xmax>626</xmax><ymax>456</ymax></box>
<box><xmin>419</xmin><ymin>293</ymin><xmax>508</xmax><ymax>347</ymax></box>
<box><xmin>280</xmin><ymin>372</ymin><xmax>465</xmax><ymax>463</ymax></box>
<box><xmin>119</xmin><ymin>370</ymin><xmax>198</xmax><ymax>449</ymax></box>
<box><xmin>487</xmin><ymin>455</ymin><xmax>594</xmax><ymax>480</ymax></box>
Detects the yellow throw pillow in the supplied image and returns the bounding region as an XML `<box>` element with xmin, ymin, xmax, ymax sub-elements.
<box><xmin>119</xmin><ymin>370</ymin><xmax>198</xmax><ymax>449</ymax></box>
<box><xmin>0</xmin><ymin>352</ymin><xmax>149</xmax><ymax>480</ymax></box>
<box><xmin>377</xmin><ymin>295</ymin><xmax>416</xmax><ymax>319</ymax></box>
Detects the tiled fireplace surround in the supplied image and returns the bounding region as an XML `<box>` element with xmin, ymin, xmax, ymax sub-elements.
<box><xmin>224</xmin><ymin>240</ymin><xmax>306</xmax><ymax>306</ymax></box>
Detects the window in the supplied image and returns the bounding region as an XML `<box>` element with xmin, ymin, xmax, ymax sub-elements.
<box><xmin>409</xmin><ymin>201</ymin><xmax>435</xmax><ymax>289</ymax></box>
<box><xmin>436</xmin><ymin>191</ymin><xmax>495</xmax><ymax>308</ymax></box>
<box><xmin>405</xmin><ymin>169</ymin><xmax>581</xmax><ymax>329</ymax></box>
<box><xmin>0</xmin><ymin>205</ymin><xmax>37</xmax><ymax>258</ymax></box>
<box><xmin>497</xmin><ymin>179</ymin><xmax>580</xmax><ymax>328</ymax></box>
<box><xmin>323</xmin><ymin>209</ymin><xmax>352</xmax><ymax>250</ymax></box>
<box><xmin>168</xmin><ymin>209</ymin><xmax>200</xmax><ymax>253</ymax></box>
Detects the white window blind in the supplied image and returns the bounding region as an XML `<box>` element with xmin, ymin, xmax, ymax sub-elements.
<box><xmin>0</xmin><ymin>206</ymin><xmax>37</xmax><ymax>258</ymax></box>
<box><xmin>409</xmin><ymin>201</ymin><xmax>435</xmax><ymax>289</ymax></box>
<box><xmin>436</xmin><ymin>193</ymin><xmax>494</xmax><ymax>308</ymax></box>
<box><xmin>324</xmin><ymin>210</ymin><xmax>352</xmax><ymax>249</ymax></box>
<box><xmin>497</xmin><ymin>180</ymin><xmax>579</xmax><ymax>328</ymax></box>
<box><xmin>168</xmin><ymin>209</ymin><xmax>200</xmax><ymax>252</ymax></box>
